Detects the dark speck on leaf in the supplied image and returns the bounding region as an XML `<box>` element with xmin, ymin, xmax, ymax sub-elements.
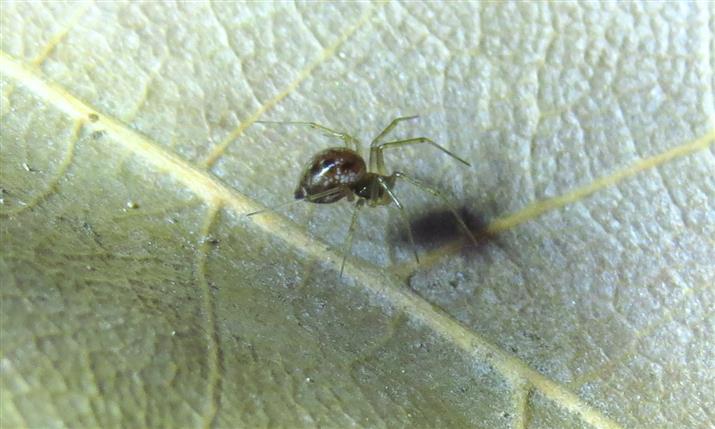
<box><xmin>91</xmin><ymin>130</ymin><xmax>106</xmax><ymax>139</ymax></box>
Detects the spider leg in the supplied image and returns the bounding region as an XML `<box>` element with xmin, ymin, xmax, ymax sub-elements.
<box><xmin>340</xmin><ymin>199</ymin><xmax>365</xmax><ymax>277</ymax></box>
<box><xmin>391</xmin><ymin>171</ymin><xmax>478</xmax><ymax>246</ymax></box>
<box><xmin>376</xmin><ymin>176</ymin><xmax>419</xmax><ymax>264</ymax></box>
<box><xmin>375</xmin><ymin>137</ymin><xmax>470</xmax><ymax>167</ymax></box>
<box><xmin>370</xmin><ymin>115</ymin><xmax>420</xmax><ymax>146</ymax></box>
<box><xmin>368</xmin><ymin>116</ymin><xmax>419</xmax><ymax>173</ymax></box>
<box><xmin>257</xmin><ymin>120</ymin><xmax>360</xmax><ymax>150</ymax></box>
<box><xmin>245</xmin><ymin>187</ymin><xmax>346</xmax><ymax>216</ymax></box>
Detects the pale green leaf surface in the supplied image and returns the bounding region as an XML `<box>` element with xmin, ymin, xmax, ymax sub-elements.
<box><xmin>1</xmin><ymin>2</ymin><xmax>714</xmax><ymax>428</ymax></box>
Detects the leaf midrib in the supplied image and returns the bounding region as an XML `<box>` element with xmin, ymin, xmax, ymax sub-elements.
<box><xmin>7</xmin><ymin>52</ymin><xmax>714</xmax><ymax>429</ymax></box>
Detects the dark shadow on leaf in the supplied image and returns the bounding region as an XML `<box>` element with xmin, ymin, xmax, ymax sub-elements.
<box><xmin>390</xmin><ymin>206</ymin><xmax>497</xmax><ymax>254</ymax></box>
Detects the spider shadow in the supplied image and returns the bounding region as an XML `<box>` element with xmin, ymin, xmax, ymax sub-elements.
<box><xmin>389</xmin><ymin>206</ymin><xmax>497</xmax><ymax>256</ymax></box>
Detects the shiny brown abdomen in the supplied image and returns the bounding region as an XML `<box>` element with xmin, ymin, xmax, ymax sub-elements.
<box><xmin>294</xmin><ymin>148</ymin><xmax>367</xmax><ymax>203</ymax></box>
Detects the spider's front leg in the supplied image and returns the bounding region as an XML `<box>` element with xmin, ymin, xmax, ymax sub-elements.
<box><xmin>368</xmin><ymin>115</ymin><xmax>419</xmax><ymax>173</ymax></box>
<box><xmin>370</xmin><ymin>137</ymin><xmax>471</xmax><ymax>176</ymax></box>
<box><xmin>370</xmin><ymin>116</ymin><xmax>420</xmax><ymax>146</ymax></box>
<box><xmin>368</xmin><ymin>117</ymin><xmax>471</xmax><ymax>174</ymax></box>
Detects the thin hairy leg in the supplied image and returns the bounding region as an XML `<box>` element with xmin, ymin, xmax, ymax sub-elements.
<box><xmin>377</xmin><ymin>176</ymin><xmax>419</xmax><ymax>264</ymax></box>
<box><xmin>257</xmin><ymin>120</ymin><xmax>359</xmax><ymax>150</ymax></box>
<box><xmin>340</xmin><ymin>200</ymin><xmax>365</xmax><ymax>277</ymax></box>
<box><xmin>392</xmin><ymin>171</ymin><xmax>477</xmax><ymax>245</ymax></box>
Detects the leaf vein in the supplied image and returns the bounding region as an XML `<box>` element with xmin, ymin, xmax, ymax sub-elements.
<box><xmin>200</xmin><ymin>2</ymin><xmax>384</xmax><ymax>168</ymax></box>
<box><xmin>1</xmin><ymin>120</ymin><xmax>81</xmax><ymax>216</ymax></box>
<box><xmin>31</xmin><ymin>1</ymin><xmax>94</xmax><ymax>67</ymax></box>
<box><xmin>196</xmin><ymin>202</ymin><xmax>223</xmax><ymax>429</ymax></box>
<box><xmin>11</xmin><ymin>51</ymin><xmax>714</xmax><ymax>428</ymax></box>
<box><xmin>568</xmin><ymin>268</ymin><xmax>703</xmax><ymax>389</ymax></box>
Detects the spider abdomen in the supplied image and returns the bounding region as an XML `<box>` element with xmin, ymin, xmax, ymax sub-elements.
<box><xmin>294</xmin><ymin>148</ymin><xmax>366</xmax><ymax>203</ymax></box>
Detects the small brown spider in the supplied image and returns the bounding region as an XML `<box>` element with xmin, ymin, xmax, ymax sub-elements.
<box><xmin>248</xmin><ymin>116</ymin><xmax>477</xmax><ymax>276</ymax></box>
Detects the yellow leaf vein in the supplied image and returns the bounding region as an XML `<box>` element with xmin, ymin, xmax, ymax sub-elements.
<box><xmin>201</xmin><ymin>2</ymin><xmax>384</xmax><ymax>168</ymax></box>
<box><xmin>7</xmin><ymin>52</ymin><xmax>714</xmax><ymax>429</ymax></box>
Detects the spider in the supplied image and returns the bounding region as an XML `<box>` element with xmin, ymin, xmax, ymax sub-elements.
<box><xmin>248</xmin><ymin>116</ymin><xmax>477</xmax><ymax>276</ymax></box>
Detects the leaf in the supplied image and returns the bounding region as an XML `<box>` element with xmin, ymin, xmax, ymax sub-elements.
<box><xmin>1</xmin><ymin>2</ymin><xmax>713</xmax><ymax>428</ymax></box>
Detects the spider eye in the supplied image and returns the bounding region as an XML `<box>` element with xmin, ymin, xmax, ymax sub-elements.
<box><xmin>321</xmin><ymin>159</ymin><xmax>335</xmax><ymax>169</ymax></box>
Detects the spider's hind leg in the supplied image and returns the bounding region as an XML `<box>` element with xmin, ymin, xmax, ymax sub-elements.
<box><xmin>257</xmin><ymin>120</ymin><xmax>360</xmax><ymax>150</ymax></box>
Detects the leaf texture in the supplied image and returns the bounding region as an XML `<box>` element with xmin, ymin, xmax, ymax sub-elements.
<box><xmin>1</xmin><ymin>2</ymin><xmax>714</xmax><ymax>428</ymax></box>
